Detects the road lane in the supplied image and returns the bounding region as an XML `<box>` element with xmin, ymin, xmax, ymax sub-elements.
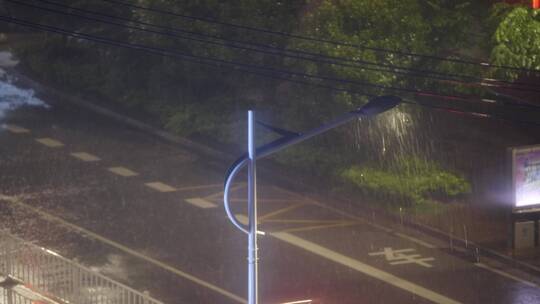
<box><xmin>1</xmin><ymin>96</ymin><xmax>540</xmax><ymax>303</ymax></box>
<box><xmin>271</xmin><ymin>231</ymin><xmax>460</xmax><ymax>304</ymax></box>
<box><xmin>0</xmin><ymin>194</ymin><xmax>248</xmax><ymax>304</ymax></box>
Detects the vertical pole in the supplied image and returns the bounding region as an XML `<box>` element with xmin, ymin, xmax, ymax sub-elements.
<box><xmin>247</xmin><ymin>111</ymin><xmax>258</xmax><ymax>304</ymax></box>
<box><xmin>6</xmin><ymin>288</ymin><xmax>13</xmax><ymax>304</ymax></box>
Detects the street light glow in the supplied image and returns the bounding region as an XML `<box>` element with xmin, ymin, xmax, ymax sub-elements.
<box><xmin>280</xmin><ymin>300</ymin><xmax>313</xmax><ymax>304</ymax></box>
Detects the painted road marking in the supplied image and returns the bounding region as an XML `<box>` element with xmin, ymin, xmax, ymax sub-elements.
<box><xmin>264</xmin><ymin>219</ymin><xmax>349</xmax><ymax>224</ymax></box>
<box><xmin>185</xmin><ymin>198</ymin><xmax>217</xmax><ymax>209</ymax></box>
<box><xmin>70</xmin><ymin>152</ymin><xmax>101</xmax><ymax>162</ymax></box>
<box><xmin>108</xmin><ymin>167</ymin><xmax>139</xmax><ymax>177</ymax></box>
<box><xmin>229</xmin><ymin>198</ymin><xmax>301</xmax><ymax>203</ymax></box>
<box><xmin>0</xmin><ymin>194</ymin><xmax>247</xmax><ymax>304</ymax></box>
<box><xmin>369</xmin><ymin>247</ymin><xmax>435</xmax><ymax>268</ymax></box>
<box><xmin>35</xmin><ymin>137</ymin><xmax>64</xmax><ymax>148</ymax></box>
<box><xmin>145</xmin><ymin>182</ymin><xmax>177</xmax><ymax>192</ymax></box>
<box><xmin>262</xmin><ymin>218</ymin><xmax>362</xmax><ymax>233</ymax></box>
<box><xmin>236</xmin><ymin>214</ymin><xmax>249</xmax><ymax>225</ymax></box>
<box><xmin>272</xmin><ymin>232</ymin><xmax>461</xmax><ymax>304</ymax></box>
<box><xmin>259</xmin><ymin>202</ymin><xmax>309</xmax><ymax>221</ymax></box>
<box><xmin>3</xmin><ymin>124</ymin><xmax>30</xmax><ymax>134</ymax></box>
<box><xmin>204</xmin><ymin>183</ymin><xmax>246</xmax><ymax>200</ymax></box>
<box><xmin>280</xmin><ymin>221</ymin><xmax>360</xmax><ymax>233</ymax></box>
<box><xmin>475</xmin><ymin>263</ymin><xmax>537</xmax><ymax>288</ymax></box>
<box><xmin>176</xmin><ymin>183</ymin><xmax>223</xmax><ymax>191</ymax></box>
<box><xmin>235</xmin><ymin>214</ymin><xmax>265</xmax><ymax>235</ymax></box>
<box><xmin>274</xmin><ymin>186</ymin><xmax>396</xmax><ymax>233</ymax></box>
<box><xmin>274</xmin><ymin>186</ymin><xmax>440</xmax><ymax>246</ymax></box>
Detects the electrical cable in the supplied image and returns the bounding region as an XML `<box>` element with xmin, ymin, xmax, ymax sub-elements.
<box><xmin>26</xmin><ymin>0</ymin><xmax>540</xmax><ymax>93</ymax></box>
<box><xmin>0</xmin><ymin>14</ymin><xmax>373</xmax><ymax>97</ymax></box>
<box><xmin>401</xmin><ymin>99</ymin><xmax>540</xmax><ymax>128</ymax></box>
<box><xmin>1</xmin><ymin>14</ymin><xmax>540</xmax><ymax>122</ymax></box>
<box><xmin>102</xmin><ymin>0</ymin><xmax>540</xmax><ymax>74</ymax></box>
<box><xmin>8</xmin><ymin>0</ymin><xmax>540</xmax><ymax>110</ymax></box>
<box><xmin>0</xmin><ymin>11</ymin><xmax>489</xmax><ymax>103</ymax></box>
<box><xmin>2</xmin><ymin>11</ymin><xmax>540</xmax><ymax>113</ymax></box>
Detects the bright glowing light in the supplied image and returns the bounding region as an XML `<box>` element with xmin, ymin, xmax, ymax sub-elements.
<box><xmin>44</xmin><ymin>249</ymin><xmax>60</xmax><ymax>257</ymax></box>
<box><xmin>516</xmin><ymin>188</ymin><xmax>540</xmax><ymax>207</ymax></box>
<box><xmin>513</xmin><ymin>146</ymin><xmax>540</xmax><ymax>208</ymax></box>
<box><xmin>280</xmin><ymin>300</ymin><xmax>313</xmax><ymax>304</ymax></box>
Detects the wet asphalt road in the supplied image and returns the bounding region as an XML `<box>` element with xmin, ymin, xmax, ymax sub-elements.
<box><xmin>1</xmin><ymin>87</ymin><xmax>540</xmax><ymax>303</ymax></box>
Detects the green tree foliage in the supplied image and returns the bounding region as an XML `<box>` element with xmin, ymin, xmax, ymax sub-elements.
<box><xmin>490</xmin><ymin>5</ymin><xmax>540</xmax><ymax>78</ymax></box>
<box><xmin>293</xmin><ymin>0</ymin><xmax>480</xmax><ymax>101</ymax></box>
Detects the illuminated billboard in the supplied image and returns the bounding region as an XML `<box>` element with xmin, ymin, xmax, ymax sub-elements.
<box><xmin>512</xmin><ymin>144</ymin><xmax>540</xmax><ymax>209</ymax></box>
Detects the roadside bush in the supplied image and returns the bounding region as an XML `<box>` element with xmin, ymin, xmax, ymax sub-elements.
<box><xmin>273</xmin><ymin>144</ymin><xmax>347</xmax><ymax>178</ymax></box>
<box><xmin>163</xmin><ymin>103</ymin><xmax>227</xmax><ymax>137</ymax></box>
<box><xmin>341</xmin><ymin>157</ymin><xmax>471</xmax><ymax>207</ymax></box>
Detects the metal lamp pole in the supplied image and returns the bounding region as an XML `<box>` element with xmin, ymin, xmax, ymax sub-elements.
<box><xmin>224</xmin><ymin>95</ymin><xmax>402</xmax><ymax>304</ymax></box>
<box><xmin>247</xmin><ymin>110</ymin><xmax>258</xmax><ymax>304</ymax></box>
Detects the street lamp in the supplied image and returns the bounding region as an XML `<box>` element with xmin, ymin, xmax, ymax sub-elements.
<box><xmin>223</xmin><ymin>95</ymin><xmax>402</xmax><ymax>304</ymax></box>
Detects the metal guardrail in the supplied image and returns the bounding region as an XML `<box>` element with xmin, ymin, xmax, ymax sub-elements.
<box><xmin>1</xmin><ymin>281</ymin><xmax>59</xmax><ymax>304</ymax></box>
<box><xmin>1</xmin><ymin>287</ymin><xmax>38</xmax><ymax>304</ymax></box>
<box><xmin>0</xmin><ymin>231</ymin><xmax>164</xmax><ymax>304</ymax></box>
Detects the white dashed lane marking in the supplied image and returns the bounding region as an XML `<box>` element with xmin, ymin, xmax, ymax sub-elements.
<box><xmin>107</xmin><ymin>167</ymin><xmax>139</xmax><ymax>177</ymax></box>
<box><xmin>71</xmin><ymin>152</ymin><xmax>101</xmax><ymax>162</ymax></box>
<box><xmin>235</xmin><ymin>214</ymin><xmax>249</xmax><ymax>225</ymax></box>
<box><xmin>3</xmin><ymin>124</ymin><xmax>30</xmax><ymax>134</ymax></box>
<box><xmin>145</xmin><ymin>182</ymin><xmax>177</xmax><ymax>192</ymax></box>
<box><xmin>35</xmin><ymin>137</ymin><xmax>64</xmax><ymax>148</ymax></box>
<box><xmin>185</xmin><ymin>198</ymin><xmax>217</xmax><ymax>209</ymax></box>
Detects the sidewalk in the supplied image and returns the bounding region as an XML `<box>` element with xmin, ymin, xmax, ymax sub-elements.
<box><xmin>412</xmin><ymin>202</ymin><xmax>540</xmax><ymax>269</ymax></box>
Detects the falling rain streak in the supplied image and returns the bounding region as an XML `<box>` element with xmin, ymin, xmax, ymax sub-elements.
<box><xmin>349</xmin><ymin>101</ymin><xmax>540</xmax><ymax>207</ymax></box>
<box><xmin>355</xmin><ymin>109</ymin><xmax>414</xmax><ymax>159</ymax></box>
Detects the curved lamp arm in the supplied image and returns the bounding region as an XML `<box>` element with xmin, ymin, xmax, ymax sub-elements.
<box><xmin>224</xmin><ymin>156</ymin><xmax>250</xmax><ymax>234</ymax></box>
<box><xmin>223</xmin><ymin>95</ymin><xmax>402</xmax><ymax>233</ymax></box>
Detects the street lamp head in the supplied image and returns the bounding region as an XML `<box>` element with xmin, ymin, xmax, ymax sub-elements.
<box><xmin>355</xmin><ymin>95</ymin><xmax>402</xmax><ymax>116</ymax></box>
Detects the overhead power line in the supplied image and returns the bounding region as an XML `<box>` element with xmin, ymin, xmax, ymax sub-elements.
<box><xmin>2</xmin><ymin>4</ymin><xmax>530</xmax><ymax>107</ymax></box>
<box><xmin>1</xmin><ymin>16</ymin><xmax>538</xmax><ymax>129</ymax></box>
<box><xmin>102</xmin><ymin>0</ymin><xmax>540</xmax><ymax>74</ymax></box>
<box><xmin>23</xmin><ymin>0</ymin><xmax>540</xmax><ymax>94</ymax></box>
<box><xmin>1</xmin><ymin>13</ymin><xmax>540</xmax><ymax>124</ymax></box>
<box><xmin>0</xmin><ymin>13</ymin><xmax>418</xmax><ymax>96</ymax></box>
<box><xmin>0</xmin><ymin>14</ymin><xmax>374</xmax><ymax>96</ymax></box>
<box><xmin>402</xmin><ymin>99</ymin><xmax>540</xmax><ymax>128</ymax></box>
<box><xmin>1</xmin><ymin>12</ymin><xmax>538</xmax><ymax>113</ymax></box>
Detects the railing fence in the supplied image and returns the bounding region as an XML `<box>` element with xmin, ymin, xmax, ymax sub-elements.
<box><xmin>0</xmin><ymin>231</ymin><xmax>164</xmax><ymax>304</ymax></box>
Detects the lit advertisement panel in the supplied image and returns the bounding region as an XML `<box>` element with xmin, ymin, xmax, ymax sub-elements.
<box><xmin>513</xmin><ymin>145</ymin><xmax>540</xmax><ymax>209</ymax></box>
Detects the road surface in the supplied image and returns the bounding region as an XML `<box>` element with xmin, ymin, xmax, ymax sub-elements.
<box><xmin>1</xmin><ymin>73</ymin><xmax>539</xmax><ymax>304</ymax></box>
